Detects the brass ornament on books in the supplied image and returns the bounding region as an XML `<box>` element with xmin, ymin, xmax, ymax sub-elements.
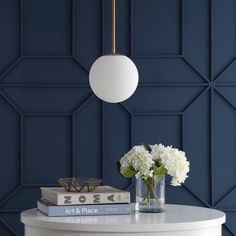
<box><xmin>58</xmin><ymin>177</ymin><xmax>103</xmax><ymax>192</ymax></box>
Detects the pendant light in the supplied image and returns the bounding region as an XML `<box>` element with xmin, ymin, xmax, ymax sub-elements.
<box><xmin>89</xmin><ymin>0</ymin><xmax>139</xmax><ymax>103</ymax></box>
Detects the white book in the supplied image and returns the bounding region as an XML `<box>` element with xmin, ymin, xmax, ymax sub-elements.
<box><xmin>41</xmin><ymin>186</ymin><xmax>130</xmax><ymax>206</ymax></box>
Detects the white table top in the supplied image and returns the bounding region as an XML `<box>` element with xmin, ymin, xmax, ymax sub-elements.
<box><xmin>21</xmin><ymin>204</ymin><xmax>226</xmax><ymax>233</ymax></box>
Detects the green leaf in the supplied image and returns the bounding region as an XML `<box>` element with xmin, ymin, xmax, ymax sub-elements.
<box><xmin>116</xmin><ymin>161</ymin><xmax>121</xmax><ymax>174</ymax></box>
<box><xmin>120</xmin><ymin>166</ymin><xmax>136</xmax><ymax>178</ymax></box>
<box><xmin>142</xmin><ymin>175</ymin><xmax>151</xmax><ymax>181</ymax></box>
<box><xmin>154</xmin><ymin>159</ymin><xmax>162</xmax><ymax>167</ymax></box>
<box><xmin>143</xmin><ymin>144</ymin><xmax>152</xmax><ymax>153</ymax></box>
<box><xmin>154</xmin><ymin>165</ymin><xmax>167</xmax><ymax>176</ymax></box>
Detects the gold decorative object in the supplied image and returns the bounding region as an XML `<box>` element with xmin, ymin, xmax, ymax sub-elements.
<box><xmin>57</xmin><ymin>178</ymin><xmax>103</xmax><ymax>192</ymax></box>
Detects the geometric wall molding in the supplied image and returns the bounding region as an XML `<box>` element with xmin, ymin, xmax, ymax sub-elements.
<box><xmin>0</xmin><ymin>0</ymin><xmax>236</xmax><ymax>235</ymax></box>
<box><xmin>0</xmin><ymin>0</ymin><xmax>21</xmax><ymax>77</ymax></box>
<box><xmin>0</xmin><ymin>217</ymin><xmax>18</xmax><ymax>236</ymax></box>
<box><xmin>0</xmin><ymin>59</ymin><xmax>89</xmax><ymax>84</ymax></box>
<box><xmin>131</xmin><ymin>0</ymin><xmax>181</xmax><ymax>56</ymax></box>
<box><xmin>23</xmin><ymin>0</ymin><xmax>72</xmax><ymax>55</ymax></box>
<box><xmin>212</xmin><ymin>0</ymin><xmax>236</xmax><ymax>81</ymax></box>
<box><xmin>131</xmin><ymin>57</ymin><xmax>208</xmax><ymax>84</ymax></box>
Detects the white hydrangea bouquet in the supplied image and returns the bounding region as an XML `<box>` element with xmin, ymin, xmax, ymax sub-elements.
<box><xmin>117</xmin><ymin>144</ymin><xmax>190</xmax><ymax>212</ymax></box>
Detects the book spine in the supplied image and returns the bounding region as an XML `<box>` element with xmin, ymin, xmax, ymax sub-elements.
<box><xmin>42</xmin><ymin>191</ymin><xmax>130</xmax><ymax>205</ymax></box>
<box><xmin>39</xmin><ymin>203</ymin><xmax>131</xmax><ymax>217</ymax></box>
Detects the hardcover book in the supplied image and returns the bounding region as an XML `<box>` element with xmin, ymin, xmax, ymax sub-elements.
<box><xmin>37</xmin><ymin>200</ymin><xmax>131</xmax><ymax>217</ymax></box>
<box><xmin>41</xmin><ymin>186</ymin><xmax>130</xmax><ymax>205</ymax></box>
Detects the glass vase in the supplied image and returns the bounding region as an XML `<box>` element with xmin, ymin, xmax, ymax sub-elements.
<box><xmin>135</xmin><ymin>175</ymin><xmax>165</xmax><ymax>213</ymax></box>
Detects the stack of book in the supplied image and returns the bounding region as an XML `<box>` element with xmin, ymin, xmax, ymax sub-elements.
<box><xmin>37</xmin><ymin>186</ymin><xmax>131</xmax><ymax>217</ymax></box>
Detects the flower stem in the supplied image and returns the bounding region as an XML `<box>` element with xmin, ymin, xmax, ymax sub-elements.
<box><xmin>142</xmin><ymin>177</ymin><xmax>160</xmax><ymax>208</ymax></box>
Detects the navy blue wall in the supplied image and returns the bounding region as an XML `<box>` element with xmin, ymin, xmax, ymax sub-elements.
<box><xmin>0</xmin><ymin>0</ymin><xmax>235</xmax><ymax>235</ymax></box>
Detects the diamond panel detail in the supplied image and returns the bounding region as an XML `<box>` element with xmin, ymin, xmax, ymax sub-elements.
<box><xmin>0</xmin><ymin>1</ymin><xmax>235</xmax><ymax>235</ymax></box>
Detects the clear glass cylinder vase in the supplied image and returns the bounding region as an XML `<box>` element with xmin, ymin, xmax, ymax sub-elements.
<box><xmin>135</xmin><ymin>175</ymin><xmax>165</xmax><ymax>213</ymax></box>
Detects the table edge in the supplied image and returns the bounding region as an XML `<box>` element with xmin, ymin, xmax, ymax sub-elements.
<box><xmin>21</xmin><ymin>204</ymin><xmax>226</xmax><ymax>233</ymax></box>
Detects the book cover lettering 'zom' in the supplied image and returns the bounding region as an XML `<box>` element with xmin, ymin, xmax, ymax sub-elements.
<box><xmin>41</xmin><ymin>186</ymin><xmax>130</xmax><ymax>205</ymax></box>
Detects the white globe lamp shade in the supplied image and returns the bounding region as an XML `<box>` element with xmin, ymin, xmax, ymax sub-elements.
<box><xmin>89</xmin><ymin>55</ymin><xmax>139</xmax><ymax>103</ymax></box>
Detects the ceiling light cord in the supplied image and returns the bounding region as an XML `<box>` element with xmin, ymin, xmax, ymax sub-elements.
<box><xmin>112</xmin><ymin>0</ymin><xmax>116</xmax><ymax>55</ymax></box>
<box><xmin>89</xmin><ymin>0</ymin><xmax>139</xmax><ymax>103</ymax></box>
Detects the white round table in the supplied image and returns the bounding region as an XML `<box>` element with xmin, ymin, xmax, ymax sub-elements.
<box><xmin>21</xmin><ymin>204</ymin><xmax>226</xmax><ymax>236</ymax></box>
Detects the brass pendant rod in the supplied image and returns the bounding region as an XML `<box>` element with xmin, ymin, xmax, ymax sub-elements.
<box><xmin>112</xmin><ymin>0</ymin><xmax>116</xmax><ymax>55</ymax></box>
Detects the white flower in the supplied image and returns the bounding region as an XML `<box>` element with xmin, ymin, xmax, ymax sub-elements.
<box><xmin>151</xmin><ymin>144</ymin><xmax>167</xmax><ymax>160</ymax></box>
<box><xmin>120</xmin><ymin>146</ymin><xmax>154</xmax><ymax>178</ymax></box>
<box><xmin>119</xmin><ymin>144</ymin><xmax>190</xmax><ymax>186</ymax></box>
<box><xmin>152</xmin><ymin>145</ymin><xmax>190</xmax><ymax>186</ymax></box>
